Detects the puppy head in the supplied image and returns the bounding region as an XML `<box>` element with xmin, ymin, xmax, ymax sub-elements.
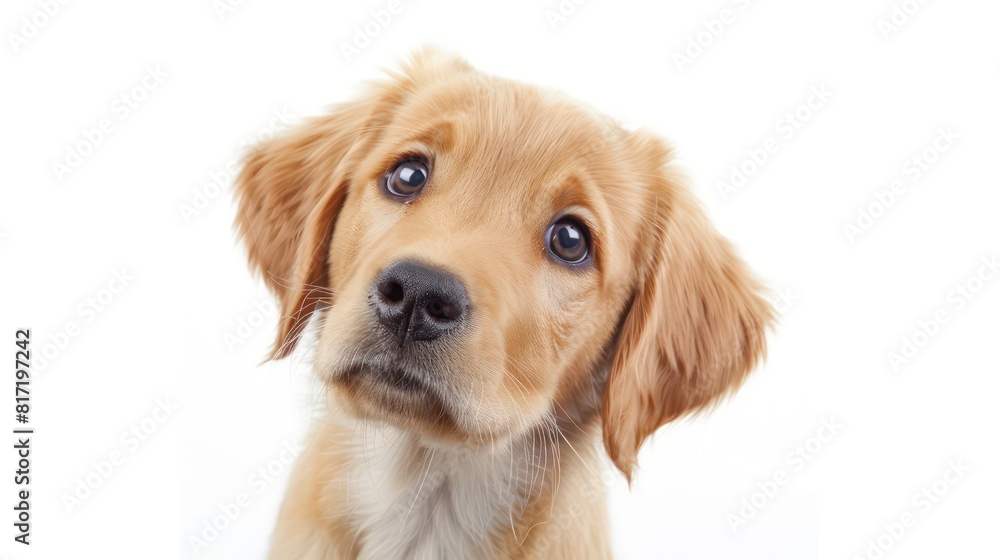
<box><xmin>235</xmin><ymin>50</ymin><xmax>772</xmax><ymax>478</ymax></box>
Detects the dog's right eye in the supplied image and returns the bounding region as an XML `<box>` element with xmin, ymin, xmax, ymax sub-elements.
<box><xmin>386</xmin><ymin>159</ymin><xmax>429</xmax><ymax>197</ymax></box>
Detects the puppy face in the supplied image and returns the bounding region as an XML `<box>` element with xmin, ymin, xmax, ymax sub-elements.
<box><xmin>236</xmin><ymin>51</ymin><xmax>772</xmax><ymax>478</ymax></box>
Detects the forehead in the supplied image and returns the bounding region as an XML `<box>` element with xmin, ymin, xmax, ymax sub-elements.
<box><xmin>420</xmin><ymin>80</ymin><xmax>612</xmax><ymax>159</ymax></box>
<box><xmin>376</xmin><ymin>77</ymin><xmax>625</xmax><ymax>221</ymax></box>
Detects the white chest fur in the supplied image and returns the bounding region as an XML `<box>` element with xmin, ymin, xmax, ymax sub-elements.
<box><xmin>345</xmin><ymin>424</ymin><xmax>554</xmax><ymax>560</ymax></box>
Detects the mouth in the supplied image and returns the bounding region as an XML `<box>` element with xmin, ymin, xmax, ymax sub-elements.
<box><xmin>346</xmin><ymin>363</ymin><xmax>427</xmax><ymax>393</ymax></box>
<box><xmin>332</xmin><ymin>360</ymin><xmax>445</xmax><ymax>412</ymax></box>
<box><xmin>330</xmin><ymin>360</ymin><xmax>463</xmax><ymax>439</ymax></box>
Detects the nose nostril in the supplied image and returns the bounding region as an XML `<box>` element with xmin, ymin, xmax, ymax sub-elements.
<box><xmin>379</xmin><ymin>280</ymin><xmax>405</xmax><ymax>304</ymax></box>
<box><xmin>425</xmin><ymin>298</ymin><xmax>459</xmax><ymax>321</ymax></box>
<box><xmin>373</xmin><ymin>261</ymin><xmax>469</xmax><ymax>345</ymax></box>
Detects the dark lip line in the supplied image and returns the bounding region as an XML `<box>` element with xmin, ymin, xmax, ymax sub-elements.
<box><xmin>334</xmin><ymin>361</ymin><xmax>461</xmax><ymax>432</ymax></box>
<box><xmin>333</xmin><ymin>359</ymin><xmax>467</xmax><ymax>441</ymax></box>
<box><xmin>338</xmin><ymin>362</ymin><xmax>431</xmax><ymax>394</ymax></box>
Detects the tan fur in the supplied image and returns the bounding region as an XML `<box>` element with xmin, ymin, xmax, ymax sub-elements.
<box><xmin>235</xmin><ymin>49</ymin><xmax>773</xmax><ymax>559</ymax></box>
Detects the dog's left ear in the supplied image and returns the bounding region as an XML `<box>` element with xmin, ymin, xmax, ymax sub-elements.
<box><xmin>601</xmin><ymin>132</ymin><xmax>774</xmax><ymax>481</ymax></box>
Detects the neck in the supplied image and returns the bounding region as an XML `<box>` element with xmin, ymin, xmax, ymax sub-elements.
<box><xmin>344</xmin><ymin>413</ymin><xmax>605</xmax><ymax>560</ymax></box>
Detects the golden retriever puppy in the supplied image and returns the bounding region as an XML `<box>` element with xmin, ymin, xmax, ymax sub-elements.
<box><xmin>235</xmin><ymin>49</ymin><xmax>772</xmax><ymax>560</ymax></box>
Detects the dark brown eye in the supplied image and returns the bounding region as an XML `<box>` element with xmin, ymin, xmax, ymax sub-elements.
<box><xmin>387</xmin><ymin>159</ymin><xmax>429</xmax><ymax>197</ymax></box>
<box><xmin>546</xmin><ymin>218</ymin><xmax>590</xmax><ymax>264</ymax></box>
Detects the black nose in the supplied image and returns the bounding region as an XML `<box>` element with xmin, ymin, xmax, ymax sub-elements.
<box><xmin>371</xmin><ymin>260</ymin><xmax>469</xmax><ymax>347</ymax></box>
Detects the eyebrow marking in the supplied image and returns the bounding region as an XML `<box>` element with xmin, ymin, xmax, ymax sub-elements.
<box><xmin>551</xmin><ymin>175</ymin><xmax>596</xmax><ymax>214</ymax></box>
<box><xmin>549</xmin><ymin>174</ymin><xmax>610</xmax><ymax>273</ymax></box>
<box><xmin>403</xmin><ymin>120</ymin><xmax>455</xmax><ymax>153</ymax></box>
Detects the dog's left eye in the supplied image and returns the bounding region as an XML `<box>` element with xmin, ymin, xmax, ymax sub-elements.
<box><xmin>386</xmin><ymin>159</ymin><xmax>429</xmax><ymax>197</ymax></box>
<box><xmin>546</xmin><ymin>217</ymin><xmax>590</xmax><ymax>264</ymax></box>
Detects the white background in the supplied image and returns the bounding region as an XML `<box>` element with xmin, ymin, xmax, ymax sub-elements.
<box><xmin>2</xmin><ymin>0</ymin><xmax>999</xmax><ymax>558</ymax></box>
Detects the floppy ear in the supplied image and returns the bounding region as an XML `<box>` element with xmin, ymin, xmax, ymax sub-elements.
<box><xmin>601</xmin><ymin>133</ymin><xmax>774</xmax><ymax>481</ymax></box>
<box><xmin>234</xmin><ymin>103</ymin><xmax>371</xmax><ymax>359</ymax></box>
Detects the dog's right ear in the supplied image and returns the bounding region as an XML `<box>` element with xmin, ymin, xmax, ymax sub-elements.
<box><xmin>234</xmin><ymin>101</ymin><xmax>372</xmax><ymax>359</ymax></box>
<box><xmin>235</xmin><ymin>48</ymin><xmax>472</xmax><ymax>359</ymax></box>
